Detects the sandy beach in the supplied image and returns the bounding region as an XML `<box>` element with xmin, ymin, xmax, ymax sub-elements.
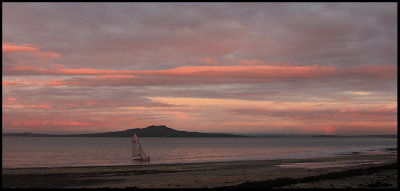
<box><xmin>2</xmin><ymin>149</ymin><xmax>397</xmax><ymax>189</ymax></box>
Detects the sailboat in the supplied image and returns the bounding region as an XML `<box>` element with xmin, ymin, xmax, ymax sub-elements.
<box><xmin>132</xmin><ymin>133</ymin><xmax>149</xmax><ymax>162</ymax></box>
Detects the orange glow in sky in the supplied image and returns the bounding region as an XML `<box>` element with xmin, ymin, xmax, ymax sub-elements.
<box><xmin>2</xmin><ymin>3</ymin><xmax>397</xmax><ymax>135</ymax></box>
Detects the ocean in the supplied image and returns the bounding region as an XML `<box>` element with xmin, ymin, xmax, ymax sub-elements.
<box><xmin>2</xmin><ymin>136</ymin><xmax>397</xmax><ymax>168</ymax></box>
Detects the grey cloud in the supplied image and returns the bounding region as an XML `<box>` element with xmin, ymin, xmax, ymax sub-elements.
<box><xmin>3</xmin><ymin>86</ymin><xmax>176</xmax><ymax>111</ymax></box>
<box><xmin>3</xmin><ymin>3</ymin><xmax>396</xmax><ymax>70</ymax></box>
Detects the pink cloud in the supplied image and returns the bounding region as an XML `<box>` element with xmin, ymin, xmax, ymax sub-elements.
<box><xmin>11</xmin><ymin>121</ymin><xmax>20</xmax><ymax>126</ymax></box>
<box><xmin>3</xmin><ymin>63</ymin><xmax>395</xmax><ymax>87</ymax></box>
<box><xmin>7</xmin><ymin>98</ymin><xmax>18</xmax><ymax>102</ymax></box>
<box><xmin>2</xmin><ymin>42</ymin><xmax>61</xmax><ymax>59</ymax></box>
<box><xmin>35</xmin><ymin>104</ymin><xmax>53</xmax><ymax>109</ymax></box>
<box><xmin>202</xmin><ymin>58</ymin><xmax>219</xmax><ymax>65</ymax></box>
<box><xmin>30</xmin><ymin>51</ymin><xmax>61</xmax><ymax>59</ymax></box>
<box><xmin>22</xmin><ymin>120</ymin><xmax>46</xmax><ymax>127</ymax></box>
<box><xmin>229</xmin><ymin>106</ymin><xmax>397</xmax><ymax>121</ymax></box>
<box><xmin>4</xmin><ymin>63</ymin><xmax>395</xmax><ymax>78</ymax></box>
<box><xmin>83</xmin><ymin>100</ymin><xmax>96</xmax><ymax>107</ymax></box>
<box><xmin>3</xmin><ymin>81</ymin><xmax>19</xmax><ymax>86</ymax></box>
<box><xmin>4</xmin><ymin>65</ymin><xmax>135</xmax><ymax>76</ymax></box>
<box><xmin>2</xmin><ymin>42</ymin><xmax>39</xmax><ymax>52</ymax></box>
<box><xmin>2</xmin><ymin>79</ymin><xmax>42</xmax><ymax>87</ymax></box>
<box><xmin>322</xmin><ymin>126</ymin><xmax>335</xmax><ymax>135</ymax></box>
<box><xmin>45</xmin><ymin>79</ymin><xmax>80</xmax><ymax>86</ymax></box>
<box><xmin>52</xmin><ymin>121</ymin><xmax>99</xmax><ymax>126</ymax></box>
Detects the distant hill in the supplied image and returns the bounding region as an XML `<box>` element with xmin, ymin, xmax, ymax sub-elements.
<box><xmin>3</xmin><ymin>125</ymin><xmax>243</xmax><ymax>137</ymax></box>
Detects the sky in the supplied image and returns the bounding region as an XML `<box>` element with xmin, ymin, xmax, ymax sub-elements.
<box><xmin>2</xmin><ymin>2</ymin><xmax>397</xmax><ymax>135</ymax></box>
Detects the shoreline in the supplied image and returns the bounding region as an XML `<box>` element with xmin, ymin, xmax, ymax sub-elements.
<box><xmin>219</xmin><ymin>162</ymin><xmax>397</xmax><ymax>189</ymax></box>
<box><xmin>2</xmin><ymin>149</ymin><xmax>397</xmax><ymax>188</ymax></box>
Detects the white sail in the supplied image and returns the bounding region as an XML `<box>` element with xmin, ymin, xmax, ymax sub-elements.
<box><xmin>132</xmin><ymin>133</ymin><xmax>148</xmax><ymax>161</ymax></box>
<box><xmin>132</xmin><ymin>134</ymin><xmax>141</xmax><ymax>157</ymax></box>
<box><xmin>139</xmin><ymin>142</ymin><xmax>147</xmax><ymax>159</ymax></box>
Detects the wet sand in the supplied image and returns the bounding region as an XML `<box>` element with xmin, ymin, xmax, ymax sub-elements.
<box><xmin>2</xmin><ymin>149</ymin><xmax>397</xmax><ymax>189</ymax></box>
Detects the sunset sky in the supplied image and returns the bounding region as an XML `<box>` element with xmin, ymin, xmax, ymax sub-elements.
<box><xmin>2</xmin><ymin>3</ymin><xmax>397</xmax><ymax>135</ymax></box>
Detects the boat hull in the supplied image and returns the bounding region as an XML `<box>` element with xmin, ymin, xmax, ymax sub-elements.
<box><xmin>133</xmin><ymin>158</ymin><xmax>149</xmax><ymax>162</ymax></box>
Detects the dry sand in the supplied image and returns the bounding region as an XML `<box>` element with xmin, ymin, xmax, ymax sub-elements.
<box><xmin>2</xmin><ymin>149</ymin><xmax>397</xmax><ymax>189</ymax></box>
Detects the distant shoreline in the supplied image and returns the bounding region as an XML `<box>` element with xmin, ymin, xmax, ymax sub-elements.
<box><xmin>2</xmin><ymin>133</ymin><xmax>397</xmax><ymax>138</ymax></box>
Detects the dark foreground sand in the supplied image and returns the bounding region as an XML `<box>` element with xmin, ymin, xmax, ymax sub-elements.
<box><xmin>2</xmin><ymin>149</ymin><xmax>397</xmax><ymax>189</ymax></box>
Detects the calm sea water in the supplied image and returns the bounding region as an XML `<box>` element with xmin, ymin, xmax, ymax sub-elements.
<box><xmin>2</xmin><ymin>136</ymin><xmax>397</xmax><ymax>168</ymax></box>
